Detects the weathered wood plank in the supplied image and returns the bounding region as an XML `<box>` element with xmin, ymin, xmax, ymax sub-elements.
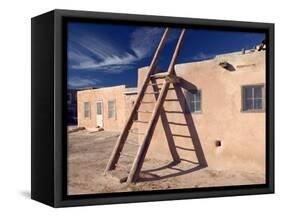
<box><xmin>127</xmin><ymin>29</ymin><xmax>186</xmax><ymax>183</ymax></box>
<box><xmin>104</xmin><ymin>28</ymin><xmax>171</xmax><ymax>172</ymax></box>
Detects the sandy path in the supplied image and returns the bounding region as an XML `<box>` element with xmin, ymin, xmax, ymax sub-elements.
<box><xmin>67</xmin><ymin>130</ymin><xmax>265</xmax><ymax>195</ymax></box>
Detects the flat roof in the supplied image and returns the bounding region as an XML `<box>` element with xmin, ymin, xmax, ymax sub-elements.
<box><xmin>122</xmin><ymin>87</ymin><xmax>138</xmax><ymax>94</ymax></box>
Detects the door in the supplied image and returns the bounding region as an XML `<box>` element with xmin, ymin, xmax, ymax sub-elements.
<box><xmin>96</xmin><ymin>101</ymin><xmax>103</xmax><ymax>128</ymax></box>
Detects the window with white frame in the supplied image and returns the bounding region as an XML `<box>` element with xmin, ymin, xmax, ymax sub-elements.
<box><xmin>84</xmin><ymin>102</ymin><xmax>91</xmax><ymax>118</ymax></box>
<box><xmin>185</xmin><ymin>90</ymin><xmax>202</xmax><ymax>113</ymax></box>
<box><xmin>108</xmin><ymin>100</ymin><xmax>116</xmax><ymax>119</ymax></box>
<box><xmin>242</xmin><ymin>85</ymin><xmax>265</xmax><ymax>112</ymax></box>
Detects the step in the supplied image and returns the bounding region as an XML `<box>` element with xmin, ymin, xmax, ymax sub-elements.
<box><xmin>145</xmin><ymin>92</ymin><xmax>160</xmax><ymax>94</ymax></box>
<box><xmin>172</xmin><ymin>134</ymin><xmax>192</xmax><ymax>138</ymax></box>
<box><xmin>164</xmin><ymin>110</ymin><xmax>184</xmax><ymax>114</ymax></box>
<box><xmin>134</xmin><ymin>120</ymin><xmax>149</xmax><ymax>124</ymax></box>
<box><xmin>168</xmin><ymin>121</ymin><xmax>187</xmax><ymax>126</ymax></box>
<box><xmin>141</xmin><ymin>101</ymin><xmax>154</xmax><ymax>104</ymax></box>
<box><xmin>148</xmin><ymin>83</ymin><xmax>163</xmax><ymax>86</ymax></box>
<box><xmin>137</xmin><ymin>110</ymin><xmax>152</xmax><ymax>113</ymax></box>
<box><xmin>164</xmin><ymin>99</ymin><xmax>179</xmax><ymax>102</ymax></box>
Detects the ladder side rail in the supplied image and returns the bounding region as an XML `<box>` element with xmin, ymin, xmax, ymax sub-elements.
<box><xmin>126</xmin><ymin>81</ymin><xmax>170</xmax><ymax>183</ymax></box>
<box><xmin>127</xmin><ymin>28</ymin><xmax>187</xmax><ymax>183</ymax></box>
<box><xmin>105</xmin><ymin>28</ymin><xmax>171</xmax><ymax>172</ymax></box>
<box><xmin>167</xmin><ymin>29</ymin><xmax>186</xmax><ymax>76</ymax></box>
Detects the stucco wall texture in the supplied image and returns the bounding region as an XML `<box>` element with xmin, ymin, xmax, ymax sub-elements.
<box><xmin>137</xmin><ymin>50</ymin><xmax>265</xmax><ymax>172</ymax></box>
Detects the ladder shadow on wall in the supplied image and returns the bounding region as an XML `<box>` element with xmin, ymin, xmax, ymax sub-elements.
<box><xmin>139</xmin><ymin>79</ymin><xmax>208</xmax><ymax>182</ymax></box>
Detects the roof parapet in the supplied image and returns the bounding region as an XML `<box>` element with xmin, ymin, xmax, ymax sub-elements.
<box><xmin>122</xmin><ymin>87</ymin><xmax>138</xmax><ymax>95</ymax></box>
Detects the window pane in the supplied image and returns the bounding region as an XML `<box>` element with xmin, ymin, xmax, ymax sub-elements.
<box><xmin>195</xmin><ymin>101</ymin><xmax>201</xmax><ymax>112</ymax></box>
<box><xmin>245</xmin><ymin>98</ymin><xmax>253</xmax><ymax>110</ymax></box>
<box><xmin>254</xmin><ymin>98</ymin><xmax>262</xmax><ymax>109</ymax></box>
<box><xmin>242</xmin><ymin>85</ymin><xmax>264</xmax><ymax>111</ymax></box>
<box><xmin>108</xmin><ymin>100</ymin><xmax>115</xmax><ymax>118</ymax></box>
<box><xmin>192</xmin><ymin>93</ymin><xmax>197</xmax><ymax>101</ymax></box>
<box><xmin>254</xmin><ymin>86</ymin><xmax>262</xmax><ymax>98</ymax></box>
<box><xmin>185</xmin><ymin>91</ymin><xmax>191</xmax><ymax>113</ymax></box>
<box><xmin>84</xmin><ymin>102</ymin><xmax>90</xmax><ymax>118</ymax></box>
<box><xmin>185</xmin><ymin>90</ymin><xmax>201</xmax><ymax>113</ymax></box>
<box><xmin>195</xmin><ymin>92</ymin><xmax>201</xmax><ymax>102</ymax></box>
<box><xmin>188</xmin><ymin>90</ymin><xmax>201</xmax><ymax>112</ymax></box>
<box><xmin>244</xmin><ymin>87</ymin><xmax>253</xmax><ymax>99</ymax></box>
<box><xmin>190</xmin><ymin>101</ymin><xmax>195</xmax><ymax>112</ymax></box>
<box><xmin>96</xmin><ymin>102</ymin><xmax>102</xmax><ymax>115</ymax></box>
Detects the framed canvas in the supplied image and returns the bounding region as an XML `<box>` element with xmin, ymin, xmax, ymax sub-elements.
<box><xmin>31</xmin><ymin>9</ymin><xmax>274</xmax><ymax>207</ymax></box>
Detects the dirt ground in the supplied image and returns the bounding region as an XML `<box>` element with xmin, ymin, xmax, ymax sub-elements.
<box><xmin>67</xmin><ymin>129</ymin><xmax>265</xmax><ymax>195</ymax></box>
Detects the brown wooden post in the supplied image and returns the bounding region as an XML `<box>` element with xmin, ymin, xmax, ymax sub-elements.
<box><xmin>127</xmin><ymin>29</ymin><xmax>186</xmax><ymax>183</ymax></box>
<box><xmin>105</xmin><ymin>28</ymin><xmax>171</xmax><ymax>173</ymax></box>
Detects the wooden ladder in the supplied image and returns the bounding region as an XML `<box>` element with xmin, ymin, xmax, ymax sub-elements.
<box><xmin>105</xmin><ymin>28</ymin><xmax>186</xmax><ymax>183</ymax></box>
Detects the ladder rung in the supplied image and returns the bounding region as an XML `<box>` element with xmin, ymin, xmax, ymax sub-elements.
<box><xmin>165</xmin><ymin>99</ymin><xmax>179</xmax><ymax>102</ymax></box>
<box><xmin>150</xmin><ymin>72</ymin><xmax>169</xmax><ymax>78</ymax></box>
<box><xmin>134</xmin><ymin>120</ymin><xmax>149</xmax><ymax>124</ymax></box>
<box><xmin>172</xmin><ymin>134</ymin><xmax>191</xmax><ymax>138</ymax></box>
<box><xmin>145</xmin><ymin>92</ymin><xmax>160</xmax><ymax>94</ymax></box>
<box><xmin>148</xmin><ymin>83</ymin><xmax>163</xmax><ymax>86</ymax></box>
<box><xmin>141</xmin><ymin>101</ymin><xmax>154</xmax><ymax>104</ymax></box>
<box><xmin>137</xmin><ymin>110</ymin><xmax>152</xmax><ymax>113</ymax></box>
<box><xmin>165</xmin><ymin>110</ymin><xmax>183</xmax><ymax>114</ymax></box>
<box><xmin>168</xmin><ymin>121</ymin><xmax>187</xmax><ymax>126</ymax></box>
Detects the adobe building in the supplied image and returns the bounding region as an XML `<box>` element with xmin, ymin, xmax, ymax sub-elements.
<box><xmin>77</xmin><ymin>85</ymin><xmax>137</xmax><ymax>131</ymax></box>
<box><xmin>138</xmin><ymin>48</ymin><xmax>265</xmax><ymax>173</ymax></box>
<box><xmin>77</xmin><ymin>47</ymin><xmax>266</xmax><ymax>174</ymax></box>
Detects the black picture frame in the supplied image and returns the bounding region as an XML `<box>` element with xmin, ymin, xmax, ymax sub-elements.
<box><xmin>31</xmin><ymin>9</ymin><xmax>274</xmax><ymax>207</ymax></box>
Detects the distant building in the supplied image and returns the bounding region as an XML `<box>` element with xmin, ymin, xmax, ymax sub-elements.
<box><xmin>77</xmin><ymin>85</ymin><xmax>137</xmax><ymax>131</ymax></box>
<box><xmin>68</xmin><ymin>87</ymin><xmax>96</xmax><ymax>125</ymax></box>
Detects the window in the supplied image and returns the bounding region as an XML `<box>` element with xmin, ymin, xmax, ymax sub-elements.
<box><xmin>108</xmin><ymin>100</ymin><xmax>116</xmax><ymax>119</ymax></box>
<box><xmin>185</xmin><ymin>90</ymin><xmax>201</xmax><ymax>113</ymax></box>
<box><xmin>96</xmin><ymin>102</ymin><xmax>102</xmax><ymax>115</ymax></box>
<box><xmin>84</xmin><ymin>102</ymin><xmax>91</xmax><ymax>118</ymax></box>
<box><xmin>242</xmin><ymin>85</ymin><xmax>265</xmax><ymax>112</ymax></box>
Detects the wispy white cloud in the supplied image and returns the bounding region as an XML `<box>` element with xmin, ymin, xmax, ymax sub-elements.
<box><xmin>68</xmin><ymin>27</ymin><xmax>166</xmax><ymax>73</ymax></box>
<box><xmin>130</xmin><ymin>27</ymin><xmax>164</xmax><ymax>59</ymax></box>
<box><xmin>68</xmin><ymin>47</ymin><xmax>94</xmax><ymax>65</ymax></box>
<box><xmin>68</xmin><ymin>77</ymin><xmax>100</xmax><ymax>88</ymax></box>
<box><xmin>71</xmin><ymin>52</ymin><xmax>137</xmax><ymax>70</ymax></box>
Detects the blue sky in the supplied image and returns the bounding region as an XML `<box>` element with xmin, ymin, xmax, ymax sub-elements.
<box><xmin>67</xmin><ymin>22</ymin><xmax>265</xmax><ymax>89</ymax></box>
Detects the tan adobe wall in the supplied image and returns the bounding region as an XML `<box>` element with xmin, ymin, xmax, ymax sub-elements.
<box><xmin>77</xmin><ymin>85</ymin><xmax>136</xmax><ymax>131</ymax></box>
<box><xmin>124</xmin><ymin>94</ymin><xmax>137</xmax><ymax>117</ymax></box>
<box><xmin>137</xmin><ymin>50</ymin><xmax>266</xmax><ymax>172</ymax></box>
